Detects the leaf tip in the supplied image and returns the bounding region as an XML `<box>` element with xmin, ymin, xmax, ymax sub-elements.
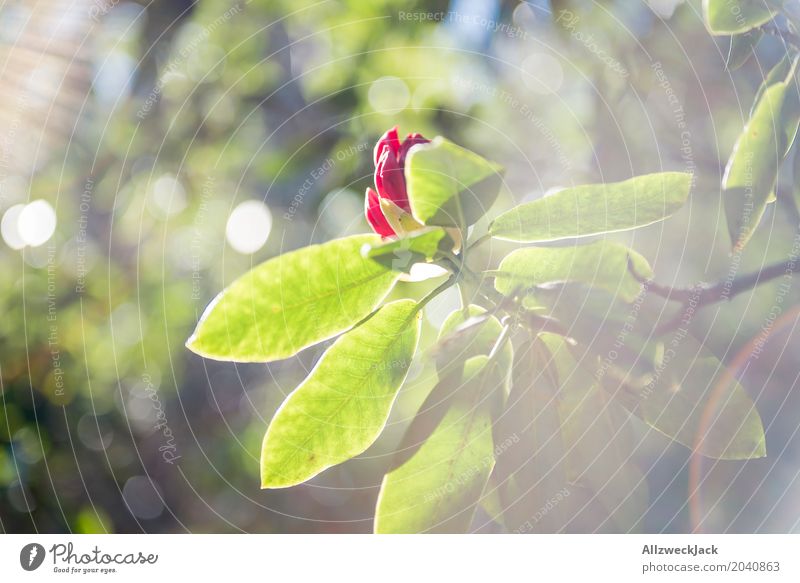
<box><xmin>259</xmin><ymin>467</ymin><xmax>297</xmax><ymax>490</ymax></box>
<box><xmin>184</xmin><ymin>331</ymin><xmax>203</xmax><ymax>355</ymax></box>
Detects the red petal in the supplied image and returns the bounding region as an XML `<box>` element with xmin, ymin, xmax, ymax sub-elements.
<box><xmin>373</xmin><ymin>126</ymin><xmax>401</xmax><ymax>166</ymax></box>
<box><xmin>399</xmin><ymin>133</ymin><xmax>430</xmax><ymax>165</ymax></box>
<box><xmin>365</xmin><ymin>187</ymin><xmax>396</xmax><ymax>237</ymax></box>
<box><xmin>375</xmin><ymin>147</ymin><xmax>409</xmax><ymax>211</ymax></box>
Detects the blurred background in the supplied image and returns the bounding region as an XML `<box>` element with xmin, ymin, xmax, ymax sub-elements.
<box><xmin>1</xmin><ymin>0</ymin><xmax>800</xmax><ymax>533</ymax></box>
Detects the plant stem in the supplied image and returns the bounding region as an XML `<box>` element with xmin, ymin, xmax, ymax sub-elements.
<box><xmin>442</xmin><ymin>253</ymin><xmax>505</xmax><ymax>309</ymax></box>
<box><xmin>416</xmin><ymin>274</ymin><xmax>458</xmax><ymax>311</ymax></box>
<box><xmin>487</xmin><ymin>319</ymin><xmax>513</xmax><ymax>362</ymax></box>
<box><xmin>467</xmin><ymin>232</ymin><xmax>491</xmax><ymax>251</ymax></box>
<box><xmin>630</xmin><ymin>257</ymin><xmax>800</xmax><ymax>306</ymax></box>
<box><xmin>458</xmin><ymin>282</ymin><xmax>472</xmax><ymax>316</ymax></box>
<box><xmin>628</xmin><ymin>255</ymin><xmax>800</xmax><ymax>333</ymax></box>
<box><xmin>441</xmin><ymin>253</ymin><xmax>573</xmax><ymax>339</ymax></box>
<box><xmin>761</xmin><ymin>22</ymin><xmax>800</xmax><ymax>48</ymax></box>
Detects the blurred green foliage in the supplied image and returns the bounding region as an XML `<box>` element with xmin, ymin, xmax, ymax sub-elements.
<box><xmin>1</xmin><ymin>0</ymin><xmax>800</xmax><ymax>533</ymax></box>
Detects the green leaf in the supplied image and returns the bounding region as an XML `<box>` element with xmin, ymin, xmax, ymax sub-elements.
<box><xmin>604</xmin><ymin>336</ymin><xmax>766</xmax><ymax>460</ymax></box>
<box><xmin>762</xmin><ymin>58</ymin><xmax>800</xmax><ymax>155</ymax></box>
<box><xmin>187</xmin><ymin>235</ymin><xmax>399</xmax><ymax>362</ymax></box>
<box><xmin>493</xmin><ymin>241</ymin><xmax>653</xmax><ymax>303</ymax></box>
<box><xmin>384</xmin><ymin>363</ymin><xmax>468</xmax><ymax>474</ymax></box>
<box><xmin>723</xmin><ymin>57</ymin><xmax>799</xmax><ymax>249</ymax></box>
<box><xmin>560</xmin><ymin>387</ymin><xmax>648</xmax><ymax>532</ymax></box>
<box><xmin>703</xmin><ymin>0</ymin><xmax>776</xmax><ymax>35</ymax></box>
<box><xmin>477</xmin><ymin>481</ymin><xmax>506</xmax><ymax>526</ymax></box>
<box><xmin>260</xmin><ymin>299</ymin><xmax>421</xmax><ymax>488</ymax></box>
<box><xmin>384</xmin><ymin>310</ymin><xmax>509</xmax><ymax>475</ymax></box>
<box><xmin>751</xmin><ymin>55</ymin><xmax>793</xmax><ymax>117</ymax></box>
<box><xmin>541</xmin><ymin>333</ymin><xmax>648</xmax><ymax>532</ymax></box>
<box><xmin>727</xmin><ymin>29</ymin><xmax>762</xmax><ymax>70</ymax></box>
<box><xmin>362</xmin><ymin>227</ymin><xmax>448</xmax><ymax>271</ymax></box>
<box><xmin>489</xmin><ymin>172</ymin><xmax>692</xmax><ymax>243</ymax></box>
<box><xmin>406</xmin><ymin>137</ymin><xmax>504</xmax><ymax>228</ymax></box>
<box><xmin>538</xmin><ymin>294</ymin><xmax>766</xmax><ymax>460</ymax></box>
<box><xmin>436</xmin><ymin>305</ymin><xmax>513</xmax><ymax>386</ymax></box>
<box><xmin>493</xmin><ymin>337</ymin><xmax>570</xmax><ymax>533</ymax></box>
<box><xmin>374</xmin><ymin>355</ymin><xmax>500</xmax><ymax>533</ymax></box>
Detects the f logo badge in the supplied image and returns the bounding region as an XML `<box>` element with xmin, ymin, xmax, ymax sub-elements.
<box><xmin>19</xmin><ymin>543</ymin><xmax>45</xmax><ymax>571</ymax></box>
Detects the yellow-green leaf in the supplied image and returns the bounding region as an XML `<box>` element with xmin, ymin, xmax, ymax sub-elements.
<box><xmin>493</xmin><ymin>338</ymin><xmax>570</xmax><ymax>533</ymax></box>
<box><xmin>436</xmin><ymin>305</ymin><xmax>513</xmax><ymax>386</ymax></box>
<box><xmin>260</xmin><ymin>299</ymin><xmax>421</xmax><ymax>488</ymax></box>
<box><xmin>374</xmin><ymin>355</ymin><xmax>501</xmax><ymax>533</ymax></box>
<box><xmin>608</xmin><ymin>336</ymin><xmax>766</xmax><ymax>460</ymax></box>
<box><xmin>187</xmin><ymin>235</ymin><xmax>399</xmax><ymax>362</ymax></box>
<box><xmin>541</xmin><ymin>333</ymin><xmax>648</xmax><ymax>532</ymax></box>
<box><xmin>489</xmin><ymin>173</ymin><xmax>692</xmax><ymax>243</ymax></box>
<box><xmin>723</xmin><ymin>57</ymin><xmax>800</xmax><ymax>249</ymax></box>
<box><xmin>493</xmin><ymin>241</ymin><xmax>652</xmax><ymax>303</ymax></box>
<box><xmin>406</xmin><ymin>137</ymin><xmax>504</xmax><ymax>228</ymax></box>
<box><xmin>703</xmin><ymin>0</ymin><xmax>776</xmax><ymax>35</ymax></box>
<box><xmin>362</xmin><ymin>227</ymin><xmax>448</xmax><ymax>271</ymax></box>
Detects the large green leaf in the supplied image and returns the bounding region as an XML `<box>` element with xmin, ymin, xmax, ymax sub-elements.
<box><xmin>187</xmin><ymin>235</ymin><xmax>399</xmax><ymax>362</ymax></box>
<box><xmin>260</xmin><ymin>299</ymin><xmax>421</xmax><ymax>488</ymax></box>
<box><xmin>405</xmin><ymin>137</ymin><xmax>504</xmax><ymax>228</ymax></box>
<box><xmin>374</xmin><ymin>355</ymin><xmax>501</xmax><ymax>533</ymax></box>
<box><xmin>723</xmin><ymin>57</ymin><xmax>799</xmax><ymax>249</ymax></box>
<box><xmin>493</xmin><ymin>337</ymin><xmax>570</xmax><ymax>533</ymax></box>
<box><xmin>539</xmin><ymin>292</ymin><xmax>765</xmax><ymax>460</ymax></box>
<box><xmin>489</xmin><ymin>172</ymin><xmax>692</xmax><ymax>243</ymax></box>
<box><xmin>384</xmin><ymin>309</ymin><xmax>509</xmax><ymax>478</ymax></box>
<box><xmin>778</xmin><ymin>68</ymin><xmax>800</xmax><ymax>157</ymax></box>
<box><xmin>493</xmin><ymin>241</ymin><xmax>652</xmax><ymax>303</ymax></box>
<box><xmin>703</xmin><ymin>0</ymin><xmax>776</xmax><ymax>35</ymax></box>
<box><xmin>541</xmin><ymin>296</ymin><xmax>766</xmax><ymax>460</ymax></box>
<box><xmin>603</xmin><ymin>336</ymin><xmax>766</xmax><ymax>460</ymax></box>
<box><xmin>751</xmin><ymin>54</ymin><xmax>793</xmax><ymax>117</ymax></box>
<box><xmin>436</xmin><ymin>305</ymin><xmax>513</xmax><ymax>387</ymax></box>
<box><xmin>541</xmin><ymin>333</ymin><xmax>648</xmax><ymax>532</ymax></box>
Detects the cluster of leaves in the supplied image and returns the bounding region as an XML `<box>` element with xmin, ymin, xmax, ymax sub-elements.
<box><xmin>704</xmin><ymin>0</ymin><xmax>800</xmax><ymax>248</ymax></box>
<box><xmin>8</xmin><ymin>0</ymin><xmax>798</xmax><ymax>535</ymax></box>
<box><xmin>188</xmin><ymin>135</ymin><xmax>767</xmax><ymax>532</ymax></box>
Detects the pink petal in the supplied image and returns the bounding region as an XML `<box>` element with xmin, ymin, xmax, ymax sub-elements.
<box><xmin>375</xmin><ymin>147</ymin><xmax>409</xmax><ymax>211</ymax></box>
<box><xmin>399</xmin><ymin>133</ymin><xmax>430</xmax><ymax>165</ymax></box>
<box><xmin>373</xmin><ymin>126</ymin><xmax>401</xmax><ymax>166</ymax></box>
<box><xmin>365</xmin><ymin>187</ymin><xmax>396</xmax><ymax>237</ymax></box>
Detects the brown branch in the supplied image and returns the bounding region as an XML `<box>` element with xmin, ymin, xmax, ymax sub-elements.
<box><xmin>628</xmin><ymin>256</ymin><xmax>800</xmax><ymax>334</ymax></box>
<box><xmin>761</xmin><ymin>22</ymin><xmax>800</xmax><ymax>49</ymax></box>
<box><xmin>641</xmin><ymin>259</ymin><xmax>797</xmax><ymax>304</ymax></box>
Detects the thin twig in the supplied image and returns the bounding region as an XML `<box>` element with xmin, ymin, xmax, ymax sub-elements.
<box><xmin>467</xmin><ymin>232</ymin><xmax>491</xmax><ymax>252</ymax></box>
<box><xmin>441</xmin><ymin>255</ymin><xmax>573</xmax><ymax>338</ymax></box>
<box><xmin>635</xmin><ymin>258</ymin><xmax>799</xmax><ymax>305</ymax></box>
<box><xmin>627</xmin><ymin>255</ymin><xmax>800</xmax><ymax>333</ymax></box>
<box><xmin>487</xmin><ymin>318</ymin><xmax>513</xmax><ymax>361</ymax></box>
<box><xmin>416</xmin><ymin>274</ymin><xmax>458</xmax><ymax>311</ymax></box>
<box><xmin>762</xmin><ymin>22</ymin><xmax>800</xmax><ymax>49</ymax></box>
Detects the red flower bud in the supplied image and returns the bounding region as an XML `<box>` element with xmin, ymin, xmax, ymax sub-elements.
<box><xmin>365</xmin><ymin>126</ymin><xmax>430</xmax><ymax>237</ymax></box>
<box><xmin>364</xmin><ymin>187</ymin><xmax>395</xmax><ymax>238</ymax></box>
<box><xmin>375</xmin><ymin>145</ymin><xmax>408</xmax><ymax>210</ymax></box>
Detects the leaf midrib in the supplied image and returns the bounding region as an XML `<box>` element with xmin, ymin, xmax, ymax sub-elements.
<box><xmin>267</xmin><ymin>264</ymin><xmax>394</xmax><ymax>314</ymax></box>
